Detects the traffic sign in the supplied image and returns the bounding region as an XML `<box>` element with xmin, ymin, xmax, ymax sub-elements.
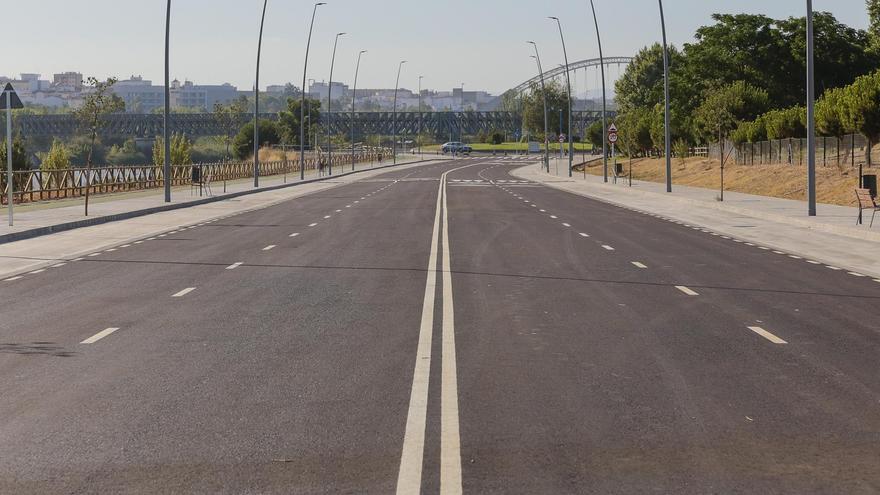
<box><xmin>0</xmin><ymin>83</ymin><xmax>24</xmax><ymax>110</ymax></box>
<box><xmin>607</xmin><ymin>123</ymin><xmax>618</xmax><ymax>144</ymax></box>
<box><xmin>558</xmin><ymin>134</ymin><xmax>566</xmax><ymax>143</ymax></box>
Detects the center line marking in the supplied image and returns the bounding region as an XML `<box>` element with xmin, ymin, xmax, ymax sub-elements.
<box><xmin>263</xmin><ymin>245</ymin><xmax>276</xmax><ymax>251</ymax></box>
<box><xmin>226</xmin><ymin>262</ymin><xmax>243</xmax><ymax>270</ymax></box>
<box><xmin>81</xmin><ymin>327</ymin><xmax>120</xmax><ymax>345</ymax></box>
<box><xmin>675</xmin><ymin>286</ymin><xmax>699</xmax><ymax>296</ymax></box>
<box><xmin>748</xmin><ymin>326</ymin><xmax>788</xmax><ymax>344</ymax></box>
<box><xmin>631</xmin><ymin>262</ymin><xmax>647</xmax><ymax>269</ymax></box>
<box><xmin>172</xmin><ymin>287</ymin><xmax>196</xmax><ymax>298</ymax></box>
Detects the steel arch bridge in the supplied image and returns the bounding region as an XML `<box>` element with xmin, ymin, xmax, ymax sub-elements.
<box><xmin>509</xmin><ymin>56</ymin><xmax>634</xmax><ymax>94</ymax></box>
<box><xmin>16</xmin><ymin>111</ymin><xmax>612</xmax><ymax>140</ymax></box>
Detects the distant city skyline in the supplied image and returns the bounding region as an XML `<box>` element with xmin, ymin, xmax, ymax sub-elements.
<box><xmin>2</xmin><ymin>1</ymin><xmax>869</xmax><ymax>95</ymax></box>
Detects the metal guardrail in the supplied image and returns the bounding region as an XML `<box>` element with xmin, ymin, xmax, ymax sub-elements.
<box><xmin>0</xmin><ymin>148</ymin><xmax>391</xmax><ymax>205</ymax></box>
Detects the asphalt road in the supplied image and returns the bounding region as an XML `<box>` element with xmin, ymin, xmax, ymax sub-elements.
<box><xmin>1</xmin><ymin>157</ymin><xmax>879</xmax><ymax>494</ymax></box>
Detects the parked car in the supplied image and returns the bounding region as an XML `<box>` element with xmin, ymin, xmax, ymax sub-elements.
<box><xmin>441</xmin><ymin>142</ymin><xmax>472</xmax><ymax>154</ymax></box>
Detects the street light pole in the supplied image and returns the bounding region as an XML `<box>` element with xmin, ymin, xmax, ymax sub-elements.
<box><xmin>326</xmin><ymin>31</ymin><xmax>346</xmax><ymax>176</ymax></box>
<box><xmin>550</xmin><ymin>18</ymin><xmax>573</xmax><ymax>177</ymax></box>
<box><xmin>352</xmin><ymin>50</ymin><xmax>366</xmax><ymax>172</ymax></box>
<box><xmin>528</xmin><ymin>41</ymin><xmax>550</xmax><ymax>172</ymax></box>
<box><xmin>418</xmin><ymin>75</ymin><xmax>423</xmax><ymax>158</ymax></box>
<box><xmin>253</xmin><ymin>0</ymin><xmax>268</xmax><ymax>188</ymax></box>
<box><xmin>659</xmin><ymin>0</ymin><xmax>672</xmax><ymax>192</ymax></box>
<box><xmin>587</xmin><ymin>0</ymin><xmax>608</xmax><ymax>183</ymax></box>
<box><xmin>300</xmin><ymin>2</ymin><xmax>325</xmax><ymax>181</ymax></box>
<box><xmin>163</xmin><ymin>0</ymin><xmax>172</xmax><ymax>203</ymax></box>
<box><xmin>392</xmin><ymin>60</ymin><xmax>406</xmax><ymax>165</ymax></box>
<box><xmin>806</xmin><ymin>0</ymin><xmax>817</xmax><ymax>216</ymax></box>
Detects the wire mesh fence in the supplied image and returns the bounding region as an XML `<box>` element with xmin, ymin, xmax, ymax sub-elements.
<box><xmin>720</xmin><ymin>134</ymin><xmax>877</xmax><ymax>167</ymax></box>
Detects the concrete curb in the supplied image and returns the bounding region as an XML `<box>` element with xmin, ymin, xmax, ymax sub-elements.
<box><xmin>0</xmin><ymin>158</ymin><xmax>436</xmax><ymax>245</ymax></box>
<box><xmin>512</xmin><ymin>165</ymin><xmax>880</xmax><ymax>244</ymax></box>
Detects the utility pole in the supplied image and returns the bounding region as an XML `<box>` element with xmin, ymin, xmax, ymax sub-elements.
<box><xmin>352</xmin><ymin>50</ymin><xmax>366</xmax><ymax>172</ymax></box>
<box><xmin>326</xmin><ymin>32</ymin><xmax>345</xmax><ymax>176</ymax></box>
<box><xmin>163</xmin><ymin>0</ymin><xmax>172</xmax><ymax>202</ymax></box>
<box><xmin>253</xmin><ymin>0</ymin><xmax>268</xmax><ymax>188</ymax></box>
<box><xmin>300</xmin><ymin>2</ymin><xmax>325</xmax><ymax>181</ymax></box>
<box><xmin>659</xmin><ymin>0</ymin><xmax>672</xmax><ymax>192</ymax></box>
<box><xmin>588</xmin><ymin>0</ymin><xmax>608</xmax><ymax>183</ymax></box>
<box><xmin>528</xmin><ymin>41</ymin><xmax>549</xmax><ymax>172</ymax></box>
<box><xmin>806</xmin><ymin>0</ymin><xmax>817</xmax><ymax>216</ymax></box>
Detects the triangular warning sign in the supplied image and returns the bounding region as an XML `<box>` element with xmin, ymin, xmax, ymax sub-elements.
<box><xmin>608</xmin><ymin>123</ymin><xmax>618</xmax><ymax>133</ymax></box>
<box><xmin>0</xmin><ymin>83</ymin><xmax>24</xmax><ymax>110</ymax></box>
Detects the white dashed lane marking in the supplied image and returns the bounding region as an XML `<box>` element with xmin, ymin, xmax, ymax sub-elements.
<box><xmin>309</xmin><ymin>223</ymin><xmax>319</xmax><ymax>227</ymax></box>
<box><xmin>675</xmin><ymin>286</ymin><xmax>699</xmax><ymax>296</ymax></box>
<box><xmin>631</xmin><ymin>262</ymin><xmax>647</xmax><ymax>269</ymax></box>
<box><xmin>602</xmin><ymin>245</ymin><xmax>615</xmax><ymax>251</ymax></box>
<box><xmin>263</xmin><ymin>245</ymin><xmax>276</xmax><ymax>251</ymax></box>
<box><xmin>226</xmin><ymin>262</ymin><xmax>243</xmax><ymax>270</ymax></box>
<box><xmin>172</xmin><ymin>287</ymin><xmax>196</xmax><ymax>298</ymax></box>
<box><xmin>748</xmin><ymin>326</ymin><xmax>788</xmax><ymax>344</ymax></box>
<box><xmin>81</xmin><ymin>327</ymin><xmax>120</xmax><ymax>345</ymax></box>
<box><xmin>289</xmin><ymin>233</ymin><xmax>300</xmax><ymax>237</ymax></box>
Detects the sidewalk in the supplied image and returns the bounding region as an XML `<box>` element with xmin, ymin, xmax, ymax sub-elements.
<box><xmin>0</xmin><ymin>154</ymin><xmax>428</xmax><ymax>244</ymax></box>
<box><xmin>515</xmin><ymin>159</ymin><xmax>880</xmax><ymax>279</ymax></box>
<box><xmin>0</xmin><ymin>156</ymin><xmax>443</xmax><ymax>278</ymax></box>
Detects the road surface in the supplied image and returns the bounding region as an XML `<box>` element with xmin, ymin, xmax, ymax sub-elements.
<box><xmin>1</xmin><ymin>157</ymin><xmax>879</xmax><ymax>494</ymax></box>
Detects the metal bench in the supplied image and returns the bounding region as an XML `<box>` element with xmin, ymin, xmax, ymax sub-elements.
<box><xmin>856</xmin><ymin>188</ymin><xmax>880</xmax><ymax>227</ymax></box>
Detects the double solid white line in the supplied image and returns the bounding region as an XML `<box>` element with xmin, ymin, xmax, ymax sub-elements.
<box><xmin>397</xmin><ymin>164</ymin><xmax>466</xmax><ymax>495</ymax></box>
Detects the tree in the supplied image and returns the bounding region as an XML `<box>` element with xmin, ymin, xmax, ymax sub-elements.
<box><xmin>0</xmin><ymin>135</ymin><xmax>31</xmax><ymax>190</ymax></box>
<box><xmin>762</xmin><ymin>106</ymin><xmax>807</xmax><ymax>140</ymax></box>
<box><xmin>816</xmin><ymin>86</ymin><xmax>849</xmax><ymax>138</ymax></box>
<box><xmin>521</xmin><ymin>81</ymin><xmax>571</xmax><ymax>140</ymax></box>
<box><xmin>586</xmin><ymin>120</ymin><xmax>604</xmax><ymax>148</ymax></box>
<box><xmin>40</xmin><ymin>139</ymin><xmax>71</xmax><ymax>171</ymax></box>
<box><xmin>870</xmin><ymin>0</ymin><xmax>880</xmax><ymax>52</ymax></box>
<box><xmin>153</xmin><ymin>133</ymin><xmax>193</xmax><ymax>166</ymax></box>
<box><xmin>615</xmin><ymin>43</ymin><xmax>683</xmax><ymax>114</ymax></box>
<box><xmin>278</xmin><ymin>98</ymin><xmax>321</xmax><ymax>145</ymax></box>
<box><xmin>840</xmin><ymin>69</ymin><xmax>880</xmax><ymax>165</ymax></box>
<box><xmin>692</xmin><ymin>81</ymin><xmax>770</xmax><ymax>143</ymax></box>
<box><xmin>617</xmin><ymin>107</ymin><xmax>653</xmax><ymax>156</ymax></box>
<box><xmin>74</xmin><ymin>77</ymin><xmax>125</xmax><ymax>215</ymax></box>
<box><xmin>233</xmin><ymin>119</ymin><xmax>282</xmax><ymax>159</ymax></box>
<box><xmin>214</xmin><ymin>96</ymin><xmax>249</xmax><ymax>161</ymax></box>
<box><xmin>489</xmin><ymin>130</ymin><xmax>504</xmax><ymax>145</ymax></box>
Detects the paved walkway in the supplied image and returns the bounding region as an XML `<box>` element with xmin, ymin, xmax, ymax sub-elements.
<box><xmin>0</xmin><ymin>155</ymin><xmax>429</xmax><ymax>242</ymax></box>
<box><xmin>519</xmin><ymin>158</ymin><xmax>880</xmax><ymax>279</ymax></box>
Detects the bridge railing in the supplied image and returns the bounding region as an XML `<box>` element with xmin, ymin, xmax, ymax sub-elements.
<box><xmin>0</xmin><ymin>147</ymin><xmax>391</xmax><ymax>205</ymax></box>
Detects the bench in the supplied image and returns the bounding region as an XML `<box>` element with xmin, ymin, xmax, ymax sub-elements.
<box><xmin>856</xmin><ymin>188</ymin><xmax>880</xmax><ymax>227</ymax></box>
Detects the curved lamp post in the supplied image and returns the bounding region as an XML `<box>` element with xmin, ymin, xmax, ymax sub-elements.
<box><xmin>658</xmin><ymin>0</ymin><xmax>671</xmax><ymax>192</ymax></box>
<box><xmin>587</xmin><ymin>0</ymin><xmax>608</xmax><ymax>182</ymax></box>
<box><xmin>163</xmin><ymin>0</ymin><xmax>172</xmax><ymax>202</ymax></box>
<box><xmin>253</xmin><ymin>0</ymin><xmax>268</xmax><ymax>188</ymax></box>
<box><xmin>528</xmin><ymin>41</ymin><xmax>549</xmax><ymax>172</ymax></box>
<box><xmin>326</xmin><ymin>31</ymin><xmax>346</xmax><ymax>176</ymax></box>
<box><xmin>351</xmin><ymin>50</ymin><xmax>366</xmax><ymax>172</ymax></box>
<box><xmin>392</xmin><ymin>60</ymin><xmax>407</xmax><ymax>164</ymax></box>
<box><xmin>300</xmin><ymin>2</ymin><xmax>325</xmax><ymax>181</ymax></box>
<box><xmin>549</xmin><ymin>17</ymin><xmax>573</xmax><ymax>177</ymax></box>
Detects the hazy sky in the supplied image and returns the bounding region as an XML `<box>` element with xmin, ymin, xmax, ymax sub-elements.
<box><xmin>3</xmin><ymin>1</ymin><xmax>869</xmax><ymax>94</ymax></box>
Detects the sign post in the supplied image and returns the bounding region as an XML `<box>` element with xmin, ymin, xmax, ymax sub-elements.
<box><xmin>2</xmin><ymin>83</ymin><xmax>24</xmax><ymax>227</ymax></box>
<box><xmin>608</xmin><ymin>123</ymin><xmax>619</xmax><ymax>183</ymax></box>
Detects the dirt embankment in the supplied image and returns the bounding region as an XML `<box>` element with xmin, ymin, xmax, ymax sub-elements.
<box><xmin>583</xmin><ymin>156</ymin><xmax>867</xmax><ymax>207</ymax></box>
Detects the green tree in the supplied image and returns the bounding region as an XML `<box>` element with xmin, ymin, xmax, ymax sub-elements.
<box><xmin>40</xmin><ymin>139</ymin><xmax>71</xmax><ymax>171</ymax></box>
<box><xmin>233</xmin><ymin>119</ymin><xmax>282</xmax><ymax>159</ymax></box>
<box><xmin>278</xmin><ymin>98</ymin><xmax>321</xmax><ymax>145</ymax></box>
<box><xmin>615</xmin><ymin>43</ymin><xmax>683</xmax><ymax>114</ymax></box>
<box><xmin>586</xmin><ymin>120</ymin><xmax>604</xmax><ymax>148</ymax></box>
<box><xmin>153</xmin><ymin>133</ymin><xmax>193</xmax><ymax>166</ymax></box>
<box><xmin>762</xmin><ymin>106</ymin><xmax>807</xmax><ymax>140</ymax></box>
<box><xmin>692</xmin><ymin>81</ymin><xmax>770</xmax><ymax>143</ymax></box>
<box><xmin>74</xmin><ymin>77</ymin><xmax>125</xmax><ymax>215</ymax></box>
<box><xmin>840</xmin><ymin>70</ymin><xmax>880</xmax><ymax>165</ymax></box>
<box><xmin>617</xmin><ymin>107</ymin><xmax>654</xmax><ymax>156</ymax></box>
<box><xmin>521</xmin><ymin>81</ymin><xmax>571</xmax><ymax>140</ymax></box>
<box><xmin>816</xmin><ymin>86</ymin><xmax>849</xmax><ymax>138</ymax></box>
<box><xmin>214</xmin><ymin>96</ymin><xmax>249</xmax><ymax>161</ymax></box>
<box><xmin>489</xmin><ymin>130</ymin><xmax>504</xmax><ymax>145</ymax></box>
<box><xmin>0</xmin><ymin>136</ymin><xmax>31</xmax><ymax>190</ymax></box>
<box><xmin>870</xmin><ymin>0</ymin><xmax>880</xmax><ymax>52</ymax></box>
